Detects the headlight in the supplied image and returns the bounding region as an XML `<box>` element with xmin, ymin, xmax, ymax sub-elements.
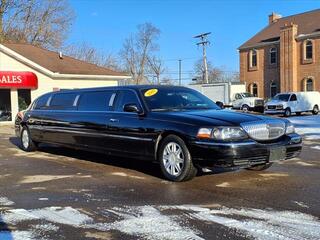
<box><xmin>285</xmin><ymin>122</ymin><xmax>295</xmax><ymax>134</ymax></box>
<box><xmin>276</xmin><ymin>105</ymin><xmax>283</xmax><ymax>110</ymax></box>
<box><xmin>197</xmin><ymin>127</ymin><xmax>247</xmax><ymax>140</ymax></box>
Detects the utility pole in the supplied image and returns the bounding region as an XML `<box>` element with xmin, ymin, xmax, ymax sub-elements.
<box><xmin>178</xmin><ymin>59</ymin><xmax>182</xmax><ymax>86</ymax></box>
<box><xmin>194</xmin><ymin>32</ymin><xmax>211</xmax><ymax>84</ymax></box>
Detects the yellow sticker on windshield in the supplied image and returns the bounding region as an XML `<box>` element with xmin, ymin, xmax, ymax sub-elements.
<box><xmin>144</xmin><ymin>89</ymin><xmax>158</xmax><ymax>97</ymax></box>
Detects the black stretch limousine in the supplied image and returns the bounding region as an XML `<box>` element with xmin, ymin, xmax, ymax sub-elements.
<box><xmin>15</xmin><ymin>86</ymin><xmax>302</xmax><ymax>181</ymax></box>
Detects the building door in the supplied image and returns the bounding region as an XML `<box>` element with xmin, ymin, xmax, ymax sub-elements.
<box><xmin>18</xmin><ymin>89</ymin><xmax>31</xmax><ymax>111</ymax></box>
<box><xmin>0</xmin><ymin>89</ymin><xmax>12</xmax><ymax>122</ymax></box>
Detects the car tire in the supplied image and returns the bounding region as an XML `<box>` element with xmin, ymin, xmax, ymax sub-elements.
<box><xmin>246</xmin><ymin>163</ymin><xmax>273</xmax><ymax>171</ymax></box>
<box><xmin>158</xmin><ymin>135</ymin><xmax>197</xmax><ymax>182</ymax></box>
<box><xmin>241</xmin><ymin>104</ymin><xmax>250</xmax><ymax>112</ymax></box>
<box><xmin>284</xmin><ymin>108</ymin><xmax>291</xmax><ymax>117</ymax></box>
<box><xmin>312</xmin><ymin>105</ymin><xmax>319</xmax><ymax>115</ymax></box>
<box><xmin>20</xmin><ymin>126</ymin><xmax>38</xmax><ymax>152</ymax></box>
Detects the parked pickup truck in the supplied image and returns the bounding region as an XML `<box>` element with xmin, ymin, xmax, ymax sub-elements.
<box><xmin>265</xmin><ymin>91</ymin><xmax>320</xmax><ymax>117</ymax></box>
<box><xmin>231</xmin><ymin>92</ymin><xmax>265</xmax><ymax>113</ymax></box>
<box><xmin>188</xmin><ymin>83</ymin><xmax>264</xmax><ymax>112</ymax></box>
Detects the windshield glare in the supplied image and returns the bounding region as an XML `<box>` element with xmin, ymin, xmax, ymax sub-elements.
<box><xmin>141</xmin><ymin>88</ymin><xmax>220</xmax><ymax>111</ymax></box>
<box><xmin>273</xmin><ymin>94</ymin><xmax>290</xmax><ymax>102</ymax></box>
<box><xmin>241</xmin><ymin>92</ymin><xmax>254</xmax><ymax>98</ymax></box>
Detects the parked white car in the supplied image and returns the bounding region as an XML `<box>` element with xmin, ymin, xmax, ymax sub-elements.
<box><xmin>265</xmin><ymin>91</ymin><xmax>320</xmax><ymax>117</ymax></box>
<box><xmin>231</xmin><ymin>92</ymin><xmax>265</xmax><ymax>113</ymax></box>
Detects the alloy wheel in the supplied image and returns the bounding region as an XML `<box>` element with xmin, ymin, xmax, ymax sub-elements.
<box><xmin>22</xmin><ymin>129</ymin><xmax>29</xmax><ymax>149</ymax></box>
<box><xmin>162</xmin><ymin>142</ymin><xmax>185</xmax><ymax>176</ymax></box>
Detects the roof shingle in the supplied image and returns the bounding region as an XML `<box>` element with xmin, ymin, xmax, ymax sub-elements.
<box><xmin>2</xmin><ymin>43</ymin><xmax>128</xmax><ymax>76</ymax></box>
<box><xmin>239</xmin><ymin>9</ymin><xmax>320</xmax><ymax>49</ymax></box>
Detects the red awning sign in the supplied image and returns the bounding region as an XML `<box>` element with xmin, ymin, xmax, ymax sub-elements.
<box><xmin>0</xmin><ymin>71</ymin><xmax>38</xmax><ymax>89</ymax></box>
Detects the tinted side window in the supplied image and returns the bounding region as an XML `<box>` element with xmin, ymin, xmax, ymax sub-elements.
<box><xmin>115</xmin><ymin>90</ymin><xmax>141</xmax><ymax>112</ymax></box>
<box><xmin>50</xmin><ymin>93</ymin><xmax>78</xmax><ymax>110</ymax></box>
<box><xmin>290</xmin><ymin>94</ymin><xmax>297</xmax><ymax>101</ymax></box>
<box><xmin>78</xmin><ymin>91</ymin><xmax>113</xmax><ymax>111</ymax></box>
<box><xmin>34</xmin><ymin>94</ymin><xmax>50</xmax><ymax>110</ymax></box>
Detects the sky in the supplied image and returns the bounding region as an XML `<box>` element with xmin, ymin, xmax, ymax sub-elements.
<box><xmin>68</xmin><ymin>0</ymin><xmax>320</xmax><ymax>83</ymax></box>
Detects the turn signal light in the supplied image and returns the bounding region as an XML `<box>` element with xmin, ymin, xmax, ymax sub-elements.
<box><xmin>197</xmin><ymin>128</ymin><xmax>212</xmax><ymax>139</ymax></box>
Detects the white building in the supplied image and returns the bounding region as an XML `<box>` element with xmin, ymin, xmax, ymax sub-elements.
<box><xmin>0</xmin><ymin>43</ymin><xmax>131</xmax><ymax>124</ymax></box>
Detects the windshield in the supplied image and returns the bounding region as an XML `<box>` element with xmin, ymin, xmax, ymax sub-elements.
<box><xmin>241</xmin><ymin>92</ymin><xmax>254</xmax><ymax>98</ymax></box>
<box><xmin>141</xmin><ymin>88</ymin><xmax>220</xmax><ymax>111</ymax></box>
<box><xmin>273</xmin><ymin>94</ymin><xmax>290</xmax><ymax>102</ymax></box>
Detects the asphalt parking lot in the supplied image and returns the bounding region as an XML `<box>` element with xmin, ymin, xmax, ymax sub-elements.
<box><xmin>0</xmin><ymin>115</ymin><xmax>319</xmax><ymax>240</ymax></box>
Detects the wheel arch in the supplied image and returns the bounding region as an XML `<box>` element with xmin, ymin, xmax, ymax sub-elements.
<box><xmin>154</xmin><ymin>130</ymin><xmax>190</xmax><ymax>162</ymax></box>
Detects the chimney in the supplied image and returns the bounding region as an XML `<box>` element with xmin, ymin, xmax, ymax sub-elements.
<box><xmin>269</xmin><ymin>12</ymin><xmax>282</xmax><ymax>24</ymax></box>
<box><xmin>59</xmin><ymin>51</ymin><xmax>63</xmax><ymax>59</ymax></box>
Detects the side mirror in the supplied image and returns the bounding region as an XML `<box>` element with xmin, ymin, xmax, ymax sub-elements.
<box><xmin>216</xmin><ymin>101</ymin><xmax>224</xmax><ymax>109</ymax></box>
<box><xmin>123</xmin><ymin>103</ymin><xmax>142</xmax><ymax>114</ymax></box>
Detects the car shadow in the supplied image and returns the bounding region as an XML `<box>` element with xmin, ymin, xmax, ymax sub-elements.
<box><xmin>9</xmin><ymin>137</ymin><xmax>164</xmax><ymax>180</ymax></box>
<box><xmin>9</xmin><ymin>137</ymin><xmax>237</xmax><ymax>180</ymax></box>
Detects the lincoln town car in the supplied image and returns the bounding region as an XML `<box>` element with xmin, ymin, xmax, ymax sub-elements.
<box><xmin>16</xmin><ymin>86</ymin><xmax>302</xmax><ymax>181</ymax></box>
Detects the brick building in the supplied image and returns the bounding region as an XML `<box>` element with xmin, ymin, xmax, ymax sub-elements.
<box><xmin>239</xmin><ymin>9</ymin><xmax>320</xmax><ymax>99</ymax></box>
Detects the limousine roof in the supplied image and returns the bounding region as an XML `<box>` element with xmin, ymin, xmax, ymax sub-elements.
<box><xmin>50</xmin><ymin>85</ymin><xmax>190</xmax><ymax>94</ymax></box>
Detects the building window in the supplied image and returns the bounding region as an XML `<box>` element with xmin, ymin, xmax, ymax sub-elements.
<box><xmin>270</xmin><ymin>82</ymin><xmax>277</xmax><ymax>97</ymax></box>
<box><xmin>250</xmin><ymin>49</ymin><xmax>257</xmax><ymax>68</ymax></box>
<box><xmin>18</xmin><ymin>89</ymin><xmax>31</xmax><ymax>111</ymax></box>
<box><xmin>270</xmin><ymin>47</ymin><xmax>277</xmax><ymax>64</ymax></box>
<box><xmin>306</xmin><ymin>78</ymin><xmax>314</xmax><ymax>91</ymax></box>
<box><xmin>305</xmin><ymin>40</ymin><xmax>313</xmax><ymax>60</ymax></box>
<box><xmin>252</xmin><ymin>83</ymin><xmax>258</xmax><ymax>97</ymax></box>
<box><xmin>249</xmin><ymin>83</ymin><xmax>258</xmax><ymax>97</ymax></box>
<box><xmin>0</xmin><ymin>89</ymin><xmax>12</xmax><ymax>122</ymax></box>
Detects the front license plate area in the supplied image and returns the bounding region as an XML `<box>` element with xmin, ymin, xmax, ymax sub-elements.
<box><xmin>269</xmin><ymin>147</ymin><xmax>286</xmax><ymax>162</ymax></box>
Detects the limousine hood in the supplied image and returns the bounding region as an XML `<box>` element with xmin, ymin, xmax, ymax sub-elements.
<box><xmin>160</xmin><ymin>109</ymin><xmax>268</xmax><ymax>126</ymax></box>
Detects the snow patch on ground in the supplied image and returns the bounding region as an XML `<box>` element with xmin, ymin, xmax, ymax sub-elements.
<box><xmin>289</xmin><ymin>115</ymin><xmax>320</xmax><ymax>136</ymax></box>
<box><xmin>0</xmin><ymin>194</ymin><xmax>319</xmax><ymax>240</ymax></box>
<box><xmin>97</xmin><ymin>206</ymin><xmax>203</xmax><ymax>240</ymax></box>
<box><xmin>305</xmin><ymin>135</ymin><xmax>320</xmax><ymax>140</ymax></box>
<box><xmin>0</xmin><ymin>231</ymin><xmax>35</xmax><ymax>240</ymax></box>
<box><xmin>163</xmin><ymin>205</ymin><xmax>320</xmax><ymax>240</ymax></box>
<box><xmin>293</xmin><ymin>201</ymin><xmax>310</xmax><ymax>208</ymax></box>
<box><xmin>0</xmin><ymin>197</ymin><xmax>14</xmax><ymax>206</ymax></box>
<box><xmin>2</xmin><ymin>206</ymin><xmax>93</xmax><ymax>226</ymax></box>
<box><xmin>311</xmin><ymin>146</ymin><xmax>320</xmax><ymax>151</ymax></box>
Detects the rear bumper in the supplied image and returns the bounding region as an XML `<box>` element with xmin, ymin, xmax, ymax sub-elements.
<box><xmin>189</xmin><ymin>134</ymin><xmax>302</xmax><ymax>168</ymax></box>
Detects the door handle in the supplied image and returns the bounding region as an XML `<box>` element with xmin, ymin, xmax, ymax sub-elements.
<box><xmin>109</xmin><ymin>118</ymin><xmax>119</xmax><ymax>123</ymax></box>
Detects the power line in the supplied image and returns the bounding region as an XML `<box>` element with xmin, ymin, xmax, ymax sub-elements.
<box><xmin>162</xmin><ymin>57</ymin><xmax>198</xmax><ymax>62</ymax></box>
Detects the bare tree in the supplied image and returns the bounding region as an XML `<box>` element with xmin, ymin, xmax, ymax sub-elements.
<box><xmin>120</xmin><ymin>22</ymin><xmax>160</xmax><ymax>84</ymax></box>
<box><xmin>193</xmin><ymin>59</ymin><xmax>239</xmax><ymax>83</ymax></box>
<box><xmin>0</xmin><ymin>0</ymin><xmax>16</xmax><ymax>42</ymax></box>
<box><xmin>147</xmin><ymin>56</ymin><xmax>166</xmax><ymax>84</ymax></box>
<box><xmin>0</xmin><ymin>0</ymin><xmax>74</xmax><ymax>49</ymax></box>
<box><xmin>66</xmin><ymin>42</ymin><xmax>121</xmax><ymax>71</ymax></box>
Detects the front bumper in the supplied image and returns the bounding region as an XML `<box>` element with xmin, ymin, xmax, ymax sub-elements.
<box><xmin>190</xmin><ymin>133</ymin><xmax>302</xmax><ymax>168</ymax></box>
<box><xmin>264</xmin><ymin>109</ymin><xmax>285</xmax><ymax>115</ymax></box>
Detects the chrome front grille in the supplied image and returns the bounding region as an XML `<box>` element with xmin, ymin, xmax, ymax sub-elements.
<box><xmin>241</xmin><ymin>120</ymin><xmax>286</xmax><ymax>141</ymax></box>
<box><xmin>267</xmin><ymin>105</ymin><xmax>276</xmax><ymax>110</ymax></box>
<box><xmin>254</xmin><ymin>99</ymin><xmax>264</xmax><ymax>106</ymax></box>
